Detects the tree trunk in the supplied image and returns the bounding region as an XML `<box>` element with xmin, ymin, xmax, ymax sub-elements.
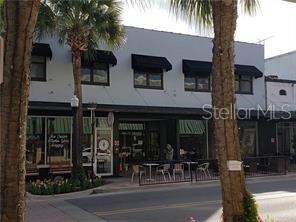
<box><xmin>0</xmin><ymin>1</ymin><xmax>40</xmax><ymax>222</ymax></box>
<box><xmin>211</xmin><ymin>1</ymin><xmax>246</xmax><ymax>221</ymax></box>
<box><xmin>71</xmin><ymin>49</ymin><xmax>83</xmax><ymax>179</ymax></box>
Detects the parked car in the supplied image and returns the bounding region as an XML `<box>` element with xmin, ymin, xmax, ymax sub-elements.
<box><xmin>82</xmin><ymin>147</ymin><xmax>111</xmax><ymax>164</ymax></box>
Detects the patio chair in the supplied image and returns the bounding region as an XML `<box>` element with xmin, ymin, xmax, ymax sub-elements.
<box><xmin>131</xmin><ymin>165</ymin><xmax>146</xmax><ymax>183</ymax></box>
<box><xmin>173</xmin><ymin>163</ymin><xmax>184</xmax><ymax>180</ymax></box>
<box><xmin>156</xmin><ymin>164</ymin><xmax>171</xmax><ymax>182</ymax></box>
<box><xmin>196</xmin><ymin>162</ymin><xmax>210</xmax><ymax>177</ymax></box>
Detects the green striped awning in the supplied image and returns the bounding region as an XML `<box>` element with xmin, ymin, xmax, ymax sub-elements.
<box><xmin>96</xmin><ymin>118</ymin><xmax>109</xmax><ymax>128</ymax></box>
<box><xmin>51</xmin><ymin>118</ymin><xmax>71</xmax><ymax>134</ymax></box>
<box><xmin>119</xmin><ymin>123</ymin><xmax>144</xmax><ymax>131</ymax></box>
<box><xmin>27</xmin><ymin>117</ymin><xmax>43</xmax><ymax>135</ymax></box>
<box><xmin>83</xmin><ymin>118</ymin><xmax>92</xmax><ymax>134</ymax></box>
<box><xmin>179</xmin><ymin>120</ymin><xmax>205</xmax><ymax>135</ymax></box>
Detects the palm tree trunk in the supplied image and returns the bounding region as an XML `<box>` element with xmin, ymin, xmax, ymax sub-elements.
<box><xmin>212</xmin><ymin>0</ymin><xmax>246</xmax><ymax>221</ymax></box>
<box><xmin>0</xmin><ymin>1</ymin><xmax>40</xmax><ymax>222</ymax></box>
<box><xmin>71</xmin><ymin>49</ymin><xmax>83</xmax><ymax>179</ymax></box>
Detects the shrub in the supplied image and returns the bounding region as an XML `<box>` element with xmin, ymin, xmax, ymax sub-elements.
<box><xmin>77</xmin><ymin>164</ymin><xmax>87</xmax><ymax>183</ymax></box>
<box><xmin>265</xmin><ymin>216</ymin><xmax>277</xmax><ymax>222</ymax></box>
<box><xmin>242</xmin><ymin>191</ymin><xmax>259</xmax><ymax>222</ymax></box>
<box><xmin>93</xmin><ymin>176</ymin><xmax>105</xmax><ymax>187</ymax></box>
<box><xmin>28</xmin><ymin>176</ymin><xmax>105</xmax><ymax>195</ymax></box>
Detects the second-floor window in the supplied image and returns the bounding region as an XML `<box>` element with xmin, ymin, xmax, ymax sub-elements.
<box><xmin>184</xmin><ymin>75</ymin><xmax>210</xmax><ymax>92</ymax></box>
<box><xmin>235</xmin><ymin>75</ymin><xmax>253</xmax><ymax>94</ymax></box>
<box><xmin>81</xmin><ymin>63</ymin><xmax>109</xmax><ymax>86</ymax></box>
<box><xmin>134</xmin><ymin>69</ymin><xmax>163</xmax><ymax>89</ymax></box>
<box><xmin>30</xmin><ymin>56</ymin><xmax>46</xmax><ymax>81</ymax></box>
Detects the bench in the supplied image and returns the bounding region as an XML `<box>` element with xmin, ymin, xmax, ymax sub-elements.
<box><xmin>49</xmin><ymin>161</ymin><xmax>72</xmax><ymax>175</ymax></box>
<box><xmin>26</xmin><ymin>164</ymin><xmax>39</xmax><ymax>176</ymax></box>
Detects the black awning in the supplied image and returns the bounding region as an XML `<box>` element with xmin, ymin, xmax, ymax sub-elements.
<box><xmin>235</xmin><ymin>64</ymin><xmax>263</xmax><ymax>78</ymax></box>
<box><xmin>182</xmin><ymin>60</ymin><xmax>212</xmax><ymax>75</ymax></box>
<box><xmin>82</xmin><ymin>50</ymin><xmax>117</xmax><ymax>66</ymax></box>
<box><xmin>32</xmin><ymin>43</ymin><xmax>52</xmax><ymax>60</ymax></box>
<box><xmin>183</xmin><ymin>59</ymin><xmax>263</xmax><ymax>78</ymax></box>
<box><xmin>132</xmin><ymin>54</ymin><xmax>172</xmax><ymax>71</ymax></box>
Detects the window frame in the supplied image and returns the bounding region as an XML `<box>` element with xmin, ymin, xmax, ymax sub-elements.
<box><xmin>235</xmin><ymin>75</ymin><xmax>253</xmax><ymax>94</ymax></box>
<box><xmin>81</xmin><ymin>63</ymin><xmax>110</xmax><ymax>86</ymax></box>
<box><xmin>184</xmin><ymin>74</ymin><xmax>211</xmax><ymax>92</ymax></box>
<box><xmin>279</xmin><ymin>89</ymin><xmax>287</xmax><ymax>96</ymax></box>
<box><xmin>30</xmin><ymin>56</ymin><xmax>46</xmax><ymax>81</ymax></box>
<box><xmin>134</xmin><ymin>69</ymin><xmax>164</xmax><ymax>90</ymax></box>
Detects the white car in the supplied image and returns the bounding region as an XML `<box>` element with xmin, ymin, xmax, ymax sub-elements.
<box><xmin>82</xmin><ymin>147</ymin><xmax>110</xmax><ymax>163</ymax></box>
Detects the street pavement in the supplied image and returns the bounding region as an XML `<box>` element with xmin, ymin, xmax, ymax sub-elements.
<box><xmin>26</xmin><ymin>175</ymin><xmax>296</xmax><ymax>222</ymax></box>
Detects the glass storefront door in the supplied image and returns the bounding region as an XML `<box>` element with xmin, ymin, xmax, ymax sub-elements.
<box><xmin>94</xmin><ymin>127</ymin><xmax>113</xmax><ymax>176</ymax></box>
<box><xmin>277</xmin><ymin>122</ymin><xmax>296</xmax><ymax>164</ymax></box>
<box><xmin>238</xmin><ymin>122</ymin><xmax>257</xmax><ymax>158</ymax></box>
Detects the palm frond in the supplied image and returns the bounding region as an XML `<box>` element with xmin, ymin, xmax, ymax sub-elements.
<box><xmin>37</xmin><ymin>0</ymin><xmax>125</xmax><ymax>56</ymax></box>
<box><xmin>124</xmin><ymin>0</ymin><xmax>153</xmax><ymax>10</ymax></box>
<box><xmin>35</xmin><ymin>1</ymin><xmax>56</xmax><ymax>40</ymax></box>
<box><xmin>240</xmin><ymin>0</ymin><xmax>260</xmax><ymax>16</ymax></box>
<box><xmin>169</xmin><ymin>0</ymin><xmax>212</xmax><ymax>28</ymax></box>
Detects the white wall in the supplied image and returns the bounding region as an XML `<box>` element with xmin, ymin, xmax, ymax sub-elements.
<box><xmin>29</xmin><ymin>26</ymin><xmax>265</xmax><ymax>109</ymax></box>
<box><xmin>266</xmin><ymin>81</ymin><xmax>296</xmax><ymax>111</ymax></box>
<box><xmin>265</xmin><ymin>51</ymin><xmax>296</xmax><ymax>81</ymax></box>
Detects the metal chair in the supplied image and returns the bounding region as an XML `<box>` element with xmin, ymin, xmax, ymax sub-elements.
<box><xmin>173</xmin><ymin>163</ymin><xmax>184</xmax><ymax>180</ymax></box>
<box><xmin>156</xmin><ymin>164</ymin><xmax>171</xmax><ymax>182</ymax></box>
<box><xmin>196</xmin><ymin>162</ymin><xmax>210</xmax><ymax>177</ymax></box>
<box><xmin>131</xmin><ymin>165</ymin><xmax>146</xmax><ymax>183</ymax></box>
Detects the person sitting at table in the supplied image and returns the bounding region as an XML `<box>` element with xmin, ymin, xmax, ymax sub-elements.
<box><xmin>165</xmin><ymin>144</ymin><xmax>174</xmax><ymax>162</ymax></box>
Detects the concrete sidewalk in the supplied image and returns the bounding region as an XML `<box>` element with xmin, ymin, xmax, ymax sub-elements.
<box><xmin>26</xmin><ymin>199</ymin><xmax>106</xmax><ymax>222</ymax></box>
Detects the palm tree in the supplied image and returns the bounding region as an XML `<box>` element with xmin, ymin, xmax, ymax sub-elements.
<box><xmin>0</xmin><ymin>1</ymin><xmax>41</xmax><ymax>222</ymax></box>
<box><xmin>169</xmin><ymin>0</ymin><xmax>259</xmax><ymax>221</ymax></box>
<box><xmin>37</xmin><ymin>0</ymin><xmax>125</xmax><ymax>178</ymax></box>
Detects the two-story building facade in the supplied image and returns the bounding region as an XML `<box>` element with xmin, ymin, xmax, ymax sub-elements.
<box><xmin>265</xmin><ymin>52</ymin><xmax>296</xmax><ymax>168</ymax></box>
<box><xmin>27</xmin><ymin>26</ymin><xmax>266</xmax><ymax>177</ymax></box>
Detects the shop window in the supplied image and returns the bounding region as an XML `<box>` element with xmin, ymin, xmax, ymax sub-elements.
<box><xmin>81</xmin><ymin>63</ymin><xmax>109</xmax><ymax>85</ymax></box>
<box><xmin>178</xmin><ymin>120</ymin><xmax>207</xmax><ymax>160</ymax></box>
<box><xmin>277</xmin><ymin>122</ymin><xmax>296</xmax><ymax>158</ymax></box>
<box><xmin>279</xmin><ymin>89</ymin><xmax>287</xmax><ymax>96</ymax></box>
<box><xmin>26</xmin><ymin>117</ymin><xmax>46</xmax><ymax>165</ymax></box>
<box><xmin>30</xmin><ymin>56</ymin><xmax>46</xmax><ymax>81</ymax></box>
<box><xmin>238</xmin><ymin>122</ymin><xmax>257</xmax><ymax>158</ymax></box>
<box><xmin>47</xmin><ymin>117</ymin><xmax>72</xmax><ymax>165</ymax></box>
<box><xmin>119</xmin><ymin>123</ymin><xmax>146</xmax><ymax>166</ymax></box>
<box><xmin>184</xmin><ymin>75</ymin><xmax>210</xmax><ymax>92</ymax></box>
<box><xmin>235</xmin><ymin>75</ymin><xmax>253</xmax><ymax>94</ymax></box>
<box><xmin>134</xmin><ymin>69</ymin><xmax>163</xmax><ymax>89</ymax></box>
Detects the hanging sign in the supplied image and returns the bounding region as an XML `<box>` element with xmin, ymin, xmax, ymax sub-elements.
<box><xmin>227</xmin><ymin>160</ymin><xmax>242</xmax><ymax>171</ymax></box>
<box><xmin>107</xmin><ymin>112</ymin><xmax>114</xmax><ymax>127</ymax></box>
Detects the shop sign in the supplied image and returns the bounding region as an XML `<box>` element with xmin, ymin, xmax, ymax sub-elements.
<box><xmin>227</xmin><ymin>160</ymin><xmax>242</xmax><ymax>171</ymax></box>
<box><xmin>48</xmin><ymin>135</ymin><xmax>69</xmax><ymax>148</ymax></box>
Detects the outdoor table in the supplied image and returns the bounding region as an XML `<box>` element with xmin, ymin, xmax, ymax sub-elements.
<box><xmin>143</xmin><ymin>163</ymin><xmax>159</xmax><ymax>181</ymax></box>
<box><xmin>182</xmin><ymin>161</ymin><xmax>198</xmax><ymax>178</ymax></box>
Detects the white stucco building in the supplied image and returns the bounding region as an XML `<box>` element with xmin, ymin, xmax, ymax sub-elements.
<box><xmin>26</xmin><ymin>26</ymin><xmax>267</xmax><ymax>177</ymax></box>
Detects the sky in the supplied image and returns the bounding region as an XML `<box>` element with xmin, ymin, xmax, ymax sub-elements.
<box><xmin>122</xmin><ymin>0</ymin><xmax>296</xmax><ymax>59</ymax></box>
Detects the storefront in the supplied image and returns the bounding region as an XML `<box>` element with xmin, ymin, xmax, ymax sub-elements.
<box><xmin>26</xmin><ymin>115</ymin><xmax>114</xmax><ymax>177</ymax></box>
<box><xmin>277</xmin><ymin>122</ymin><xmax>296</xmax><ymax>162</ymax></box>
<box><xmin>116</xmin><ymin>118</ymin><xmax>209</xmax><ymax>173</ymax></box>
<box><xmin>26</xmin><ymin>116</ymin><xmax>72</xmax><ymax>167</ymax></box>
<box><xmin>26</xmin><ymin>111</ymin><xmax>260</xmax><ymax>177</ymax></box>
